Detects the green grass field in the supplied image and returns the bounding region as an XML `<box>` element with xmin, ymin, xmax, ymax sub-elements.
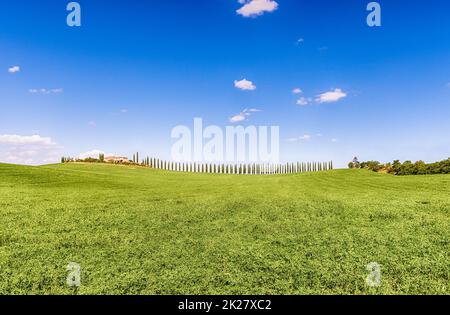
<box><xmin>0</xmin><ymin>163</ymin><xmax>448</xmax><ymax>295</ymax></box>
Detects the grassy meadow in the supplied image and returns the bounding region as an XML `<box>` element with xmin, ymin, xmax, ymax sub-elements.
<box><xmin>0</xmin><ymin>162</ymin><xmax>448</xmax><ymax>295</ymax></box>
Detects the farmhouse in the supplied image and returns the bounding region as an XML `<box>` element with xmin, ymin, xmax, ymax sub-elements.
<box><xmin>104</xmin><ymin>156</ymin><xmax>130</xmax><ymax>163</ymax></box>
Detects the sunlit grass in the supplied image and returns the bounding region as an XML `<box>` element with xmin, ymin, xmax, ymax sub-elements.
<box><xmin>0</xmin><ymin>163</ymin><xmax>448</xmax><ymax>294</ymax></box>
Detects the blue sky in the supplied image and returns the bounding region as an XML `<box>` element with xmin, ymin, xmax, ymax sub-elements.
<box><xmin>1</xmin><ymin>0</ymin><xmax>449</xmax><ymax>167</ymax></box>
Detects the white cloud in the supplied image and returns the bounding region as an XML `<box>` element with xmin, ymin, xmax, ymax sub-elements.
<box><xmin>78</xmin><ymin>149</ymin><xmax>105</xmax><ymax>160</ymax></box>
<box><xmin>29</xmin><ymin>88</ymin><xmax>63</xmax><ymax>94</ymax></box>
<box><xmin>234</xmin><ymin>79</ymin><xmax>256</xmax><ymax>91</ymax></box>
<box><xmin>0</xmin><ymin>134</ymin><xmax>61</xmax><ymax>165</ymax></box>
<box><xmin>296</xmin><ymin>97</ymin><xmax>310</xmax><ymax>106</ymax></box>
<box><xmin>120</xmin><ymin>109</ymin><xmax>128</xmax><ymax>113</ymax></box>
<box><xmin>237</xmin><ymin>0</ymin><xmax>278</xmax><ymax>18</ymax></box>
<box><xmin>229</xmin><ymin>108</ymin><xmax>262</xmax><ymax>123</ymax></box>
<box><xmin>299</xmin><ymin>134</ymin><xmax>311</xmax><ymax>141</ymax></box>
<box><xmin>286</xmin><ymin>134</ymin><xmax>311</xmax><ymax>142</ymax></box>
<box><xmin>296</xmin><ymin>38</ymin><xmax>304</xmax><ymax>45</ymax></box>
<box><xmin>315</xmin><ymin>88</ymin><xmax>347</xmax><ymax>103</ymax></box>
<box><xmin>331</xmin><ymin>138</ymin><xmax>338</xmax><ymax>142</ymax></box>
<box><xmin>230</xmin><ymin>114</ymin><xmax>247</xmax><ymax>123</ymax></box>
<box><xmin>292</xmin><ymin>88</ymin><xmax>302</xmax><ymax>94</ymax></box>
<box><xmin>8</xmin><ymin>66</ymin><xmax>20</xmax><ymax>73</ymax></box>
<box><xmin>0</xmin><ymin>134</ymin><xmax>55</xmax><ymax>146</ymax></box>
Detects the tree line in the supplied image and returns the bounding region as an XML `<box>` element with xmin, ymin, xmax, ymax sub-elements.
<box><xmin>349</xmin><ymin>157</ymin><xmax>450</xmax><ymax>175</ymax></box>
<box><xmin>60</xmin><ymin>153</ymin><xmax>333</xmax><ymax>174</ymax></box>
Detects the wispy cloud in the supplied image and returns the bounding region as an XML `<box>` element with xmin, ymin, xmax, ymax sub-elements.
<box><xmin>296</xmin><ymin>97</ymin><xmax>311</xmax><ymax>106</ymax></box>
<box><xmin>292</xmin><ymin>88</ymin><xmax>302</xmax><ymax>94</ymax></box>
<box><xmin>29</xmin><ymin>88</ymin><xmax>64</xmax><ymax>94</ymax></box>
<box><xmin>299</xmin><ymin>134</ymin><xmax>311</xmax><ymax>141</ymax></box>
<box><xmin>296</xmin><ymin>38</ymin><xmax>304</xmax><ymax>45</ymax></box>
<box><xmin>88</xmin><ymin>121</ymin><xmax>97</xmax><ymax>127</ymax></box>
<box><xmin>236</xmin><ymin>0</ymin><xmax>279</xmax><ymax>18</ymax></box>
<box><xmin>287</xmin><ymin>133</ymin><xmax>338</xmax><ymax>144</ymax></box>
<box><xmin>286</xmin><ymin>134</ymin><xmax>311</xmax><ymax>142</ymax></box>
<box><xmin>229</xmin><ymin>108</ymin><xmax>262</xmax><ymax>123</ymax></box>
<box><xmin>315</xmin><ymin>88</ymin><xmax>347</xmax><ymax>103</ymax></box>
<box><xmin>234</xmin><ymin>78</ymin><xmax>256</xmax><ymax>91</ymax></box>
<box><xmin>8</xmin><ymin>66</ymin><xmax>20</xmax><ymax>73</ymax></box>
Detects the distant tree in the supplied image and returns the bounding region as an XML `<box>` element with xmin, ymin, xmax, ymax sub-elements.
<box><xmin>415</xmin><ymin>160</ymin><xmax>427</xmax><ymax>175</ymax></box>
<box><xmin>360</xmin><ymin>161</ymin><xmax>382</xmax><ymax>172</ymax></box>
<box><xmin>440</xmin><ymin>158</ymin><xmax>450</xmax><ymax>174</ymax></box>
<box><xmin>391</xmin><ymin>160</ymin><xmax>401</xmax><ymax>174</ymax></box>
<box><xmin>84</xmin><ymin>157</ymin><xmax>99</xmax><ymax>163</ymax></box>
<box><xmin>348</xmin><ymin>157</ymin><xmax>361</xmax><ymax>169</ymax></box>
<box><xmin>398</xmin><ymin>160</ymin><xmax>414</xmax><ymax>175</ymax></box>
<box><xmin>384</xmin><ymin>162</ymin><xmax>392</xmax><ymax>173</ymax></box>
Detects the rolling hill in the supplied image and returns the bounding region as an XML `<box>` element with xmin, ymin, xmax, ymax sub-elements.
<box><xmin>0</xmin><ymin>163</ymin><xmax>448</xmax><ymax>294</ymax></box>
